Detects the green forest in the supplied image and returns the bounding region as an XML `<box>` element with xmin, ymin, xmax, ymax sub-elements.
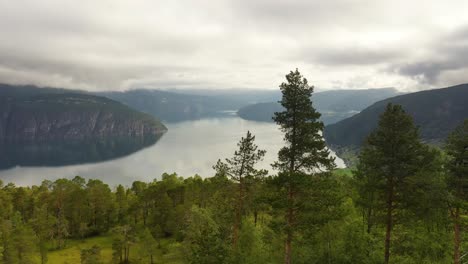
<box><xmin>1</xmin><ymin>70</ymin><xmax>467</xmax><ymax>264</ymax></box>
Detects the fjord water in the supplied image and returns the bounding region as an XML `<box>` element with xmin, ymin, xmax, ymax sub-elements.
<box><xmin>0</xmin><ymin>135</ymin><xmax>162</xmax><ymax>170</ymax></box>
<box><xmin>0</xmin><ymin>117</ymin><xmax>344</xmax><ymax>186</ymax></box>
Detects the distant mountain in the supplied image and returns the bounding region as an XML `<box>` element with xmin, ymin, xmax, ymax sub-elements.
<box><xmin>324</xmin><ymin>84</ymin><xmax>468</xmax><ymax>157</ymax></box>
<box><xmin>313</xmin><ymin>88</ymin><xmax>399</xmax><ymax>112</ymax></box>
<box><xmin>0</xmin><ymin>84</ymin><xmax>167</xmax><ymax>142</ymax></box>
<box><xmin>237</xmin><ymin>88</ymin><xmax>400</xmax><ymax>125</ymax></box>
<box><xmin>169</xmin><ymin>88</ymin><xmax>282</xmax><ymax>104</ymax></box>
<box><xmin>238</xmin><ymin>102</ymin><xmax>284</xmax><ymax>122</ymax></box>
<box><xmin>0</xmin><ymin>84</ymin><xmax>167</xmax><ymax>169</ymax></box>
<box><xmin>98</xmin><ymin>89</ymin><xmax>265</xmax><ymax>122</ymax></box>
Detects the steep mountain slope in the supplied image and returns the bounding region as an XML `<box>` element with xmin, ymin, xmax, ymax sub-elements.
<box><xmin>237</xmin><ymin>88</ymin><xmax>399</xmax><ymax>125</ymax></box>
<box><xmin>0</xmin><ymin>84</ymin><xmax>167</xmax><ymax>142</ymax></box>
<box><xmin>324</xmin><ymin>84</ymin><xmax>468</xmax><ymax>152</ymax></box>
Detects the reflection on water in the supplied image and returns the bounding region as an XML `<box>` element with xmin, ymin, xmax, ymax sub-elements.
<box><xmin>0</xmin><ymin>135</ymin><xmax>162</xmax><ymax>170</ymax></box>
<box><xmin>0</xmin><ymin>117</ymin><xmax>345</xmax><ymax>186</ymax></box>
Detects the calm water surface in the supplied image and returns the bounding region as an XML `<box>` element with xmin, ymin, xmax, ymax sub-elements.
<box><xmin>0</xmin><ymin>117</ymin><xmax>344</xmax><ymax>186</ymax></box>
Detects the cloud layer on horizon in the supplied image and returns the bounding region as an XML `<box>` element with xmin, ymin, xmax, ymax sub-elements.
<box><xmin>1</xmin><ymin>0</ymin><xmax>468</xmax><ymax>92</ymax></box>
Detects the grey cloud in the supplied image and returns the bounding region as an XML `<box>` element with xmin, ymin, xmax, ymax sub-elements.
<box><xmin>298</xmin><ymin>46</ymin><xmax>400</xmax><ymax>66</ymax></box>
<box><xmin>231</xmin><ymin>0</ymin><xmax>369</xmax><ymax>27</ymax></box>
<box><xmin>390</xmin><ymin>26</ymin><xmax>468</xmax><ymax>84</ymax></box>
<box><xmin>448</xmin><ymin>25</ymin><xmax>468</xmax><ymax>41</ymax></box>
<box><xmin>0</xmin><ymin>51</ymin><xmax>197</xmax><ymax>90</ymax></box>
<box><xmin>1</xmin><ymin>0</ymin><xmax>468</xmax><ymax>91</ymax></box>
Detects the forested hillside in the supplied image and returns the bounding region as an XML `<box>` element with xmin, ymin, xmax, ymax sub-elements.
<box><xmin>324</xmin><ymin>84</ymin><xmax>468</xmax><ymax>151</ymax></box>
<box><xmin>0</xmin><ymin>84</ymin><xmax>167</xmax><ymax>169</ymax></box>
<box><xmin>0</xmin><ymin>84</ymin><xmax>167</xmax><ymax>142</ymax></box>
<box><xmin>0</xmin><ymin>117</ymin><xmax>466</xmax><ymax>263</ymax></box>
<box><xmin>1</xmin><ymin>71</ymin><xmax>466</xmax><ymax>264</ymax></box>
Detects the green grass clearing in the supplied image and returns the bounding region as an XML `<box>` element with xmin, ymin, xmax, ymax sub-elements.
<box><xmin>31</xmin><ymin>235</ymin><xmax>185</xmax><ymax>264</ymax></box>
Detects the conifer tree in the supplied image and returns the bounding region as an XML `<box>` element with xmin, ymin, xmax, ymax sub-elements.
<box><xmin>445</xmin><ymin>120</ymin><xmax>468</xmax><ymax>264</ymax></box>
<box><xmin>355</xmin><ymin>103</ymin><xmax>437</xmax><ymax>264</ymax></box>
<box><xmin>213</xmin><ymin>130</ymin><xmax>266</xmax><ymax>248</ymax></box>
<box><xmin>273</xmin><ymin>69</ymin><xmax>335</xmax><ymax>264</ymax></box>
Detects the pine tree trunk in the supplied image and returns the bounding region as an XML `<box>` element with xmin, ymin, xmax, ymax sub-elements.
<box><xmin>366</xmin><ymin>207</ymin><xmax>372</xmax><ymax>234</ymax></box>
<box><xmin>454</xmin><ymin>207</ymin><xmax>461</xmax><ymax>264</ymax></box>
<box><xmin>254</xmin><ymin>210</ymin><xmax>258</xmax><ymax>227</ymax></box>
<box><xmin>128</xmin><ymin>246</ymin><xmax>130</xmax><ymax>263</ymax></box>
<box><xmin>143</xmin><ymin>204</ymin><xmax>148</xmax><ymax>226</ymax></box>
<box><xmin>365</xmin><ymin>207</ymin><xmax>372</xmax><ymax>258</ymax></box>
<box><xmin>233</xmin><ymin>178</ymin><xmax>244</xmax><ymax>248</ymax></box>
<box><xmin>233</xmin><ymin>215</ymin><xmax>239</xmax><ymax>248</ymax></box>
<box><xmin>285</xmin><ymin>184</ymin><xmax>293</xmax><ymax>264</ymax></box>
<box><xmin>384</xmin><ymin>178</ymin><xmax>394</xmax><ymax>264</ymax></box>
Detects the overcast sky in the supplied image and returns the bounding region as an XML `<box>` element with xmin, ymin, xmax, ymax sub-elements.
<box><xmin>1</xmin><ymin>0</ymin><xmax>468</xmax><ymax>92</ymax></box>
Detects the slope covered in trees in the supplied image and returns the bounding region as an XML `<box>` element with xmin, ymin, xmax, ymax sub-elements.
<box><xmin>0</xmin><ymin>84</ymin><xmax>167</xmax><ymax>142</ymax></box>
<box><xmin>0</xmin><ymin>84</ymin><xmax>167</xmax><ymax>169</ymax></box>
<box><xmin>0</xmin><ymin>73</ymin><xmax>466</xmax><ymax>264</ymax></box>
<box><xmin>324</xmin><ymin>84</ymin><xmax>468</xmax><ymax>152</ymax></box>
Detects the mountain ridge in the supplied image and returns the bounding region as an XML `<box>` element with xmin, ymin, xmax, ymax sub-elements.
<box><xmin>0</xmin><ymin>84</ymin><xmax>167</xmax><ymax>143</ymax></box>
<box><xmin>323</xmin><ymin>83</ymin><xmax>468</xmax><ymax>163</ymax></box>
<box><xmin>237</xmin><ymin>88</ymin><xmax>400</xmax><ymax>125</ymax></box>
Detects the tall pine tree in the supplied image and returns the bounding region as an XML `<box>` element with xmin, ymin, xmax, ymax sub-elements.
<box><xmin>213</xmin><ymin>130</ymin><xmax>266</xmax><ymax>248</ymax></box>
<box><xmin>273</xmin><ymin>69</ymin><xmax>335</xmax><ymax>264</ymax></box>
<box><xmin>355</xmin><ymin>103</ymin><xmax>439</xmax><ymax>264</ymax></box>
<box><xmin>445</xmin><ymin>120</ymin><xmax>468</xmax><ymax>264</ymax></box>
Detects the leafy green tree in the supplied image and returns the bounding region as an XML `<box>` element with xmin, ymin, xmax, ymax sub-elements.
<box><xmin>184</xmin><ymin>175</ymin><xmax>205</xmax><ymax>208</ymax></box>
<box><xmin>86</xmin><ymin>179</ymin><xmax>114</xmax><ymax>233</ymax></box>
<box><xmin>81</xmin><ymin>245</ymin><xmax>102</xmax><ymax>264</ymax></box>
<box><xmin>67</xmin><ymin>176</ymin><xmax>88</xmax><ymax>237</ymax></box>
<box><xmin>213</xmin><ymin>130</ymin><xmax>266</xmax><ymax>248</ymax></box>
<box><xmin>128</xmin><ymin>181</ymin><xmax>148</xmax><ymax>226</ymax></box>
<box><xmin>112</xmin><ymin>237</ymin><xmax>124</xmax><ymax>264</ymax></box>
<box><xmin>50</xmin><ymin>179</ymin><xmax>71</xmax><ymax>249</ymax></box>
<box><xmin>233</xmin><ymin>219</ymin><xmax>272</xmax><ymax>264</ymax></box>
<box><xmin>115</xmin><ymin>185</ymin><xmax>129</xmax><ymax>225</ymax></box>
<box><xmin>138</xmin><ymin>228</ymin><xmax>158</xmax><ymax>264</ymax></box>
<box><xmin>0</xmin><ymin>180</ymin><xmax>13</xmax><ymax>220</ymax></box>
<box><xmin>146</xmin><ymin>185</ymin><xmax>173</xmax><ymax>235</ymax></box>
<box><xmin>184</xmin><ymin>206</ymin><xmax>227</xmax><ymax>264</ymax></box>
<box><xmin>355</xmin><ymin>103</ymin><xmax>441</xmax><ymax>264</ymax></box>
<box><xmin>1</xmin><ymin>214</ymin><xmax>38</xmax><ymax>264</ymax></box>
<box><xmin>272</xmin><ymin>69</ymin><xmax>335</xmax><ymax>264</ymax></box>
<box><xmin>12</xmin><ymin>187</ymin><xmax>31</xmax><ymax>222</ymax></box>
<box><xmin>445</xmin><ymin>119</ymin><xmax>468</xmax><ymax>264</ymax></box>
<box><xmin>112</xmin><ymin>225</ymin><xmax>136</xmax><ymax>264</ymax></box>
<box><xmin>1</xmin><ymin>219</ymin><xmax>18</xmax><ymax>264</ymax></box>
<box><xmin>31</xmin><ymin>204</ymin><xmax>54</xmax><ymax>264</ymax></box>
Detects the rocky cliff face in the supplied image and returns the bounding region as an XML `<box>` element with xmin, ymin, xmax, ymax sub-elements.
<box><xmin>0</xmin><ymin>93</ymin><xmax>167</xmax><ymax>143</ymax></box>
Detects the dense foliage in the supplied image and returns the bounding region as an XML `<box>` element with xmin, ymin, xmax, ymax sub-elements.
<box><xmin>324</xmin><ymin>83</ymin><xmax>468</xmax><ymax>150</ymax></box>
<box><xmin>0</xmin><ymin>74</ymin><xmax>466</xmax><ymax>264</ymax></box>
<box><xmin>272</xmin><ymin>69</ymin><xmax>335</xmax><ymax>264</ymax></box>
